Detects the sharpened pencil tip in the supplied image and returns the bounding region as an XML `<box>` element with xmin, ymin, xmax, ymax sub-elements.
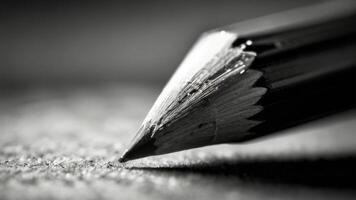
<box><xmin>118</xmin><ymin>150</ymin><xmax>129</xmax><ymax>163</ymax></box>
<box><xmin>119</xmin><ymin>125</ymin><xmax>158</xmax><ymax>162</ymax></box>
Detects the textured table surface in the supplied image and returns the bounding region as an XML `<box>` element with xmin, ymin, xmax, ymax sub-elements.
<box><xmin>0</xmin><ymin>85</ymin><xmax>356</xmax><ymax>200</ymax></box>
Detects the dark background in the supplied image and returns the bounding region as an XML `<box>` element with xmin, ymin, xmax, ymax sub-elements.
<box><xmin>0</xmin><ymin>0</ymin><xmax>319</xmax><ymax>88</ymax></box>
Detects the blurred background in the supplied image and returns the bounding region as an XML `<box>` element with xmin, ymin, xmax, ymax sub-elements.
<box><xmin>2</xmin><ymin>2</ymin><xmax>356</xmax><ymax>199</ymax></box>
<box><xmin>0</xmin><ymin>0</ymin><xmax>320</xmax><ymax>89</ymax></box>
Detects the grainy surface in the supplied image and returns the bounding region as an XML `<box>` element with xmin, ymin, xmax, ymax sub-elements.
<box><xmin>0</xmin><ymin>84</ymin><xmax>356</xmax><ymax>200</ymax></box>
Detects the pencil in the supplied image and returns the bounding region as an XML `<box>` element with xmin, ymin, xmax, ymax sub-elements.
<box><xmin>119</xmin><ymin>1</ymin><xmax>356</xmax><ymax>162</ymax></box>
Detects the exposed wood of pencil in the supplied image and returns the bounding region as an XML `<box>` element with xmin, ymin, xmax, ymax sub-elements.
<box><xmin>120</xmin><ymin>1</ymin><xmax>356</xmax><ymax>162</ymax></box>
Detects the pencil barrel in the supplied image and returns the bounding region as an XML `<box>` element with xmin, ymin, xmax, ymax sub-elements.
<box><xmin>242</xmin><ymin>15</ymin><xmax>356</xmax><ymax>139</ymax></box>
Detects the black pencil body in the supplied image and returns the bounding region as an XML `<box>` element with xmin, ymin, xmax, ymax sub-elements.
<box><xmin>233</xmin><ymin>13</ymin><xmax>356</xmax><ymax>140</ymax></box>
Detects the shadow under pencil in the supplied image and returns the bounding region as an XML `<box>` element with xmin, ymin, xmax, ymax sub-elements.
<box><xmin>130</xmin><ymin>155</ymin><xmax>356</xmax><ymax>188</ymax></box>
